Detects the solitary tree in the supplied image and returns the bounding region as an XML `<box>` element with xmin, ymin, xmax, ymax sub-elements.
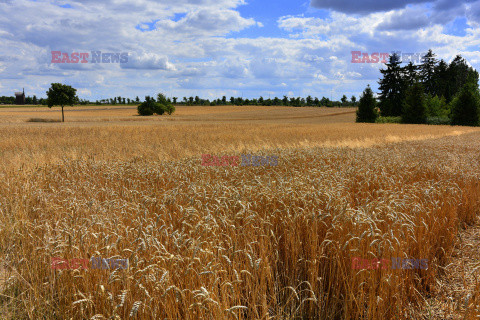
<box><xmin>356</xmin><ymin>85</ymin><xmax>377</xmax><ymax>123</ymax></box>
<box><xmin>341</xmin><ymin>95</ymin><xmax>348</xmax><ymax>106</ymax></box>
<box><xmin>46</xmin><ymin>83</ymin><xmax>77</xmax><ymax>122</ymax></box>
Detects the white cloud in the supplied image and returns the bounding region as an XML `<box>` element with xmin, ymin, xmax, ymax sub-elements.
<box><xmin>121</xmin><ymin>53</ymin><xmax>176</xmax><ymax>71</ymax></box>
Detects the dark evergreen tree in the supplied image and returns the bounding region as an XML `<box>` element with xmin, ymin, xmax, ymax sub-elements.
<box><xmin>419</xmin><ymin>49</ymin><xmax>438</xmax><ymax>95</ymax></box>
<box><xmin>402</xmin><ymin>62</ymin><xmax>419</xmax><ymax>87</ymax></box>
<box><xmin>450</xmin><ymin>74</ymin><xmax>480</xmax><ymax>126</ymax></box>
<box><xmin>433</xmin><ymin>59</ymin><xmax>449</xmax><ymax>99</ymax></box>
<box><xmin>356</xmin><ymin>85</ymin><xmax>378</xmax><ymax>123</ymax></box>
<box><xmin>446</xmin><ymin>55</ymin><xmax>479</xmax><ymax>102</ymax></box>
<box><xmin>402</xmin><ymin>82</ymin><xmax>427</xmax><ymax>124</ymax></box>
<box><xmin>378</xmin><ymin>53</ymin><xmax>405</xmax><ymax>116</ymax></box>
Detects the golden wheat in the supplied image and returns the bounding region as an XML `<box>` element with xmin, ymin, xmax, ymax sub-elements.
<box><xmin>0</xmin><ymin>106</ymin><xmax>479</xmax><ymax>319</ymax></box>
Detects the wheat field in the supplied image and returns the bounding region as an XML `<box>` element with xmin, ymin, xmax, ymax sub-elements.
<box><xmin>0</xmin><ymin>105</ymin><xmax>479</xmax><ymax>319</ymax></box>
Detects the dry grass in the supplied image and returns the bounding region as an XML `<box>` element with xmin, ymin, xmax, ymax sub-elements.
<box><xmin>0</xmin><ymin>121</ymin><xmax>477</xmax><ymax>170</ymax></box>
<box><xmin>0</xmin><ymin>105</ymin><xmax>479</xmax><ymax>319</ymax></box>
<box><xmin>0</xmin><ymin>105</ymin><xmax>356</xmax><ymax>124</ymax></box>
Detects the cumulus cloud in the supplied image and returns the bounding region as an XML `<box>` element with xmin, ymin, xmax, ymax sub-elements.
<box><xmin>121</xmin><ymin>53</ymin><xmax>176</xmax><ymax>71</ymax></box>
<box><xmin>155</xmin><ymin>9</ymin><xmax>257</xmax><ymax>37</ymax></box>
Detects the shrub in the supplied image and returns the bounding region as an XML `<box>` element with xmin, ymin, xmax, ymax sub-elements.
<box><xmin>157</xmin><ymin>93</ymin><xmax>175</xmax><ymax>115</ymax></box>
<box><xmin>137</xmin><ymin>96</ymin><xmax>156</xmax><ymax>116</ymax></box>
<box><xmin>137</xmin><ymin>94</ymin><xmax>176</xmax><ymax>116</ymax></box>
<box><xmin>164</xmin><ymin>104</ymin><xmax>175</xmax><ymax>115</ymax></box>
<box><xmin>426</xmin><ymin>95</ymin><xmax>449</xmax><ymax>118</ymax></box>
<box><xmin>153</xmin><ymin>103</ymin><xmax>165</xmax><ymax>115</ymax></box>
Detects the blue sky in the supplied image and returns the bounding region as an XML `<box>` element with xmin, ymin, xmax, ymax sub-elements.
<box><xmin>0</xmin><ymin>0</ymin><xmax>479</xmax><ymax>101</ymax></box>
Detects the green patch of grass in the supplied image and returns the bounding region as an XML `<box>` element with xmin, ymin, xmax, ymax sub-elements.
<box><xmin>376</xmin><ymin>116</ymin><xmax>402</xmax><ymax>124</ymax></box>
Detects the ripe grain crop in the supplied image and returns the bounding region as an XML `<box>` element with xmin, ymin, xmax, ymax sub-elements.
<box><xmin>0</xmin><ymin>106</ymin><xmax>479</xmax><ymax>319</ymax></box>
<box><xmin>1</xmin><ymin>130</ymin><xmax>480</xmax><ymax>319</ymax></box>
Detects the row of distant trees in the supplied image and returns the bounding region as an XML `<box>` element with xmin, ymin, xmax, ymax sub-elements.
<box><xmin>94</xmin><ymin>95</ymin><xmax>358</xmax><ymax>107</ymax></box>
<box><xmin>1</xmin><ymin>94</ymin><xmax>359</xmax><ymax>108</ymax></box>
<box><xmin>172</xmin><ymin>95</ymin><xmax>356</xmax><ymax>107</ymax></box>
<box><xmin>0</xmin><ymin>95</ymin><xmax>90</xmax><ymax>106</ymax></box>
<box><xmin>357</xmin><ymin>50</ymin><xmax>480</xmax><ymax>126</ymax></box>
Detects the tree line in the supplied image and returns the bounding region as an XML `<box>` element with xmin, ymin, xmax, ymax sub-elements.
<box><xmin>357</xmin><ymin>50</ymin><xmax>480</xmax><ymax>126</ymax></box>
<box><xmin>173</xmin><ymin>95</ymin><xmax>356</xmax><ymax>107</ymax></box>
<box><xmin>93</xmin><ymin>95</ymin><xmax>357</xmax><ymax>107</ymax></box>
<box><xmin>1</xmin><ymin>94</ymin><xmax>359</xmax><ymax>108</ymax></box>
<box><xmin>0</xmin><ymin>95</ymin><xmax>90</xmax><ymax>106</ymax></box>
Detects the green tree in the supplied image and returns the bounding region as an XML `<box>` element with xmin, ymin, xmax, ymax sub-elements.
<box><xmin>156</xmin><ymin>93</ymin><xmax>175</xmax><ymax>115</ymax></box>
<box><xmin>378</xmin><ymin>53</ymin><xmax>405</xmax><ymax>116</ymax></box>
<box><xmin>137</xmin><ymin>96</ymin><xmax>155</xmax><ymax>116</ymax></box>
<box><xmin>356</xmin><ymin>85</ymin><xmax>378</xmax><ymax>123</ymax></box>
<box><xmin>341</xmin><ymin>95</ymin><xmax>348</xmax><ymax>106</ymax></box>
<box><xmin>419</xmin><ymin>49</ymin><xmax>437</xmax><ymax>95</ymax></box>
<box><xmin>433</xmin><ymin>59</ymin><xmax>449</xmax><ymax>99</ymax></box>
<box><xmin>402</xmin><ymin>62</ymin><xmax>419</xmax><ymax>87</ymax></box>
<box><xmin>450</xmin><ymin>76</ymin><xmax>480</xmax><ymax>126</ymax></box>
<box><xmin>446</xmin><ymin>55</ymin><xmax>479</xmax><ymax>103</ymax></box>
<box><xmin>426</xmin><ymin>95</ymin><xmax>449</xmax><ymax>118</ymax></box>
<box><xmin>351</xmin><ymin>96</ymin><xmax>357</xmax><ymax>106</ymax></box>
<box><xmin>402</xmin><ymin>82</ymin><xmax>427</xmax><ymax>124</ymax></box>
<box><xmin>46</xmin><ymin>83</ymin><xmax>77</xmax><ymax>122</ymax></box>
<box><xmin>306</xmin><ymin>95</ymin><xmax>313</xmax><ymax>106</ymax></box>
